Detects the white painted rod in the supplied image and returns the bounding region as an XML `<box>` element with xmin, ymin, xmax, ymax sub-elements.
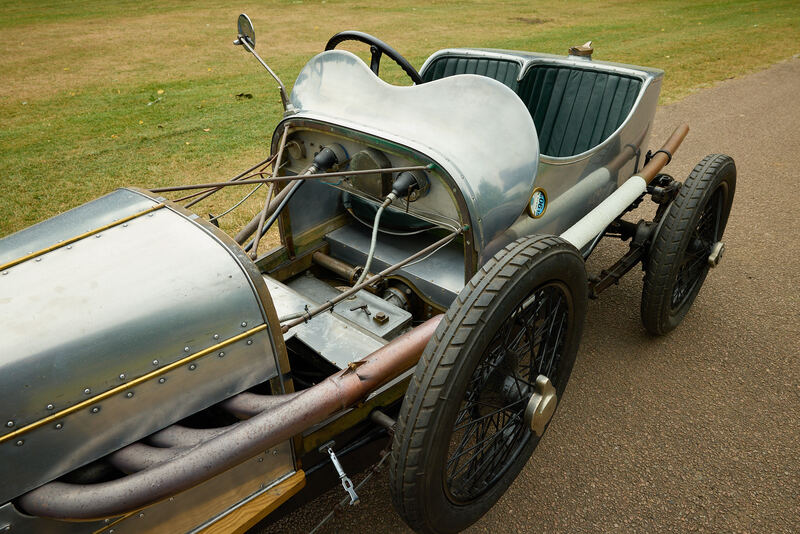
<box><xmin>560</xmin><ymin>176</ymin><xmax>647</xmax><ymax>249</ymax></box>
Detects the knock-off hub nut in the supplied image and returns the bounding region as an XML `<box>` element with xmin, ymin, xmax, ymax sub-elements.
<box><xmin>524</xmin><ymin>375</ymin><xmax>558</xmax><ymax>436</ymax></box>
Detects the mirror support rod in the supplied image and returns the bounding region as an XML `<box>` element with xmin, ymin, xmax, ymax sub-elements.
<box><xmin>234</xmin><ymin>37</ymin><xmax>293</xmax><ymax>113</ymax></box>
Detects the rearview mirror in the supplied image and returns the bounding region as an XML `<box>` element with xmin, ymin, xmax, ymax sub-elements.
<box><xmin>235</xmin><ymin>13</ymin><xmax>255</xmax><ymax>49</ymax></box>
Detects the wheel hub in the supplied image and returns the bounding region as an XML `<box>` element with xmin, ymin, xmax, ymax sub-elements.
<box><xmin>524</xmin><ymin>375</ymin><xmax>558</xmax><ymax>436</ymax></box>
<box><xmin>708</xmin><ymin>241</ymin><xmax>725</xmax><ymax>267</ymax></box>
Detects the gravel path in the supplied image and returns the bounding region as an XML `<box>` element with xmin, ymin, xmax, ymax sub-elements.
<box><xmin>259</xmin><ymin>58</ymin><xmax>800</xmax><ymax>534</ymax></box>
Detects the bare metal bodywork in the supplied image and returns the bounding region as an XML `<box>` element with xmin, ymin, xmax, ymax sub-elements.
<box><xmin>0</xmin><ymin>189</ymin><xmax>288</xmax><ymax>504</ymax></box>
<box><xmin>288</xmin><ymin>49</ymin><xmax>539</xmax><ymax>253</ymax></box>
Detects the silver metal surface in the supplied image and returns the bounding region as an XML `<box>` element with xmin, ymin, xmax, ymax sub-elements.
<box><xmin>17</xmin><ymin>317</ymin><xmax>441</xmax><ymax>520</ymax></box>
<box><xmin>281</xmin><ymin>129</ymin><xmax>462</xmax><ymax>232</ymax></box>
<box><xmin>0</xmin><ymin>502</ymin><xmax>108</xmax><ymax>534</ymax></box>
<box><xmin>326</xmin><ymin>446</ymin><xmax>359</xmax><ymax>505</ymax></box>
<box><xmin>0</xmin><ymin>442</ymin><xmax>293</xmax><ymax>534</ymax></box>
<box><xmin>264</xmin><ymin>275</ymin><xmax>385</xmax><ymax>368</ymax></box>
<box><xmin>0</xmin><ymin>189</ymin><xmax>156</xmax><ymax>264</ymax></box>
<box><xmin>236</xmin><ymin>13</ymin><xmax>255</xmax><ymax>48</ymax></box>
<box><xmin>287</xmin><ymin>274</ymin><xmax>412</xmax><ymax>339</ymax></box>
<box><xmin>287</xmin><ymin>48</ymin><xmax>662</xmax><ymax>269</ymax></box>
<box><xmin>326</xmin><ymin>223</ymin><xmax>465</xmax><ymax>309</ymax></box>
<box><xmin>0</xmin><ymin>189</ymin><xmax>281</xmax><ymax>504</ymax></box>
<box><xmin>287</xmin><ymin>177</ymin><xmax>344</xmax><ymax>236</ymax></box>
<box><xmin>708</xmin><ymin>241</ymin><xmax>724</xmax><ymax>267</ymax></box>
<box><xmin>560</xmin><ymin>176</ymin><xmax>648</xmax><ymax>249</ymax></box>
<box><xmin>234</xmin><ymin>14</ymin><xmax>292</xmax><ymax>112</ymax></box>
<box><xmin>524</xmin><ymin>375</ymin><xmax>558</xmax><ymax>437</ymax></box>
<box><xmin>289</xmin><ymin>50</ymin><xmax>539</xmax><ymax>253</ymax></box>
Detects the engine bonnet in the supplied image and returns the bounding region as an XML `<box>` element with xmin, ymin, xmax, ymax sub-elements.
<box><xmin>0</xmin><ymin>189</ymin><xmax>284</xmax><ymax>503</ymax></box>
<box><xmin>289</xmin><ymin>50</ymin><xmax>540</xmax><ymax>252</ymax></box>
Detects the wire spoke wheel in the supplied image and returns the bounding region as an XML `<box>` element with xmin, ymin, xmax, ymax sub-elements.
<box><xmin>445</xmin><ymin>283</ymin><xmax>570</xmax><ymax>502</ymax></box>
<box><xmin>642</xmin><ymin>154</ymin><xmax>736</xmax><ymax>335</ymax></box>
<box><xmin>391</xmin><ymin>235</ymin><xmax>587</xmax><ymax>534</ymax></box>
<box><xmin>670</xmin><ymin>187</ymin><xmax>724</xmax><ymax>309</ymax></box>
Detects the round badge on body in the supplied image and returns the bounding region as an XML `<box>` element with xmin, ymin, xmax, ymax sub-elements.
<box><xmin>527</xmin><ymin>188</ymin><xmax>548</xmax><ymax>218</ymax></box>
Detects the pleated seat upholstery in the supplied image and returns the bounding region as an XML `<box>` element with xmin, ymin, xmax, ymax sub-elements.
<box><xmin>421</xmin><ymin>55</ymin><xmax>642</xmax><ymax>157</ymax></box>
<box><xmin>420</xmin><ymin>55</ymin><xmax>521</xmax><ymax>91</ymax></box>
<box><xmin>517</xmin><ymin>66</ymin><xmax>641</xmax><ymax>157</ymax></box>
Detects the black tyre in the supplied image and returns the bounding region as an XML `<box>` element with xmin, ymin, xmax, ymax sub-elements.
<box><xmin>390</xmin><ymin>235</ymin><xmax>588</xmax><ymax>533</ymax></box>
<box><xmin>642</xmin><ymin>154</ymin><xmax>736</xmax><ymax>335</ymax></box>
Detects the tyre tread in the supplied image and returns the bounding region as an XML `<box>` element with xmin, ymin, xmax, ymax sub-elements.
<box><xmin>641</xmin><ymin>154</ymin><xmax>736</xmax><ymax>334</ymax></box>
<box><xmin>390</xmin><ymin>235</ymin><xmax>585</xmax><ymax>532</ymax></box>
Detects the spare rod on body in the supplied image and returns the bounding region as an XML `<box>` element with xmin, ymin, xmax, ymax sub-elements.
<box><xmin>148</xmin><ymin>164</ymin><xmax>432</xmax><ymax>193</ymax></box>
<box><xmin>250</xmin><ymin>126</ymin><xmax>291</xmax><ymax>258</ymax></box>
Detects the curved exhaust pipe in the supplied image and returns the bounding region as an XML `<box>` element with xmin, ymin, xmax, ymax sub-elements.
<box><xmin>17</xmin><ymin>316</ymin><xmax>441</xmax><ymax>520</ymax></box>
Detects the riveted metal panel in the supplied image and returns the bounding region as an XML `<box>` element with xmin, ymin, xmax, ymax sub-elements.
<box><xmin>0</xmin><ymin>189</ymin><xmax>157</xmax><ymax>265</ymax></box>
<box><xmin>0</xmin><ymin>190</ymin><xmax>283</xmax><ymax>503</ymax></box>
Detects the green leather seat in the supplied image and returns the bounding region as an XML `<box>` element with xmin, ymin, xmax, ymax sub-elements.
<box><xmin>420</xmin><ymin>56</ymin><xmax>521</xmax><ymax>91</ymax></box>
<box><xmin>518</xmin><ymin>66</ymin><xmax>641</xmax><ymax>157</ymax></box>
<box><xmin>421</xmin><ymin>55</ymin><xmax>642</xmax><ymax>157</ymax></box>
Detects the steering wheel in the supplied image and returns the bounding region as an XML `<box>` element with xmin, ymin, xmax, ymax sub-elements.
<box><xmin>325</xmin><ymin>31</ymin><xmax>423</xmax><ymax>85</ymax></box>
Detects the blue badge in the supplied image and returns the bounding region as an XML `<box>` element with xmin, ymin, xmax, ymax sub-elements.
<box><xmin>528</xmin><ymin>188</ymin><xmax>547</xmax><ymax>218</ymax></box>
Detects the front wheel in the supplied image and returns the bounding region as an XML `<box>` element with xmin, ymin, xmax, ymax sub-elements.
<box><xmin>641</xmin><ymin>154</ymin><xmax>736</xmax><ymax>335</ymax></box>
<box><xmin>390</xmin><ymin>235</ymin><xmax>588</xmax><ymax>533</ymax></box>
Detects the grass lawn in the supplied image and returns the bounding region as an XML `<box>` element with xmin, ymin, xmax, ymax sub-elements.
<box><xmin>1</xmin><ymin>0</ymin><xmax>798</xmax><ymax>244</ymax></box>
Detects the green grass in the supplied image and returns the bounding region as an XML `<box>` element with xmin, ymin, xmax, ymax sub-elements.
<box><xmin>1</xmin><ymin>0</ymin><xmax>798</xmax><ymax>242</ymax></box>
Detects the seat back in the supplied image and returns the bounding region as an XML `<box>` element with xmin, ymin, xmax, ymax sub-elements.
<box><xmin>420</xmin><ymin>55</ymin><xmax>521</xmax><ymax>91</ymax></box>
<box><xmin>518</xmin><ymin>66</ymin><xmax>641</xmax><ymax>157</ymax></box>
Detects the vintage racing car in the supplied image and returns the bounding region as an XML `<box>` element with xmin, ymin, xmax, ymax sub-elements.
<box><xmin>0</xmin><ymin>14</ymin><xmax>736</xmax><ymax>534</ymax></box>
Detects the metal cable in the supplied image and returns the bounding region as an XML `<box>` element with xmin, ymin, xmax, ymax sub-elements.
<box><xmin>354</xmin><ymin>194</ymin><xmax>394</xmax><ymax>287</ymax></box>
<box><xmin>346</xmin><ymin>206</ymin><xmax>435</xmax><ymax>236</ymax></box>
<box><xmin>308</xmin><ymin>447</ymin><xmax>392</xmax><ymax>534</ymax></box>
<box><xmin>208</xmin><ymin>183</ymin><xmax>263</xmax><ymax>222</ymax></box>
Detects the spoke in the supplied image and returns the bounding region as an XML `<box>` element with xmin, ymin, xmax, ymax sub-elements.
<box><xmin>711</xmin><ymin>192</ymin><xmax>722</xmax><ymax>240</ymax></box>
<box><xmin>449</xmin><ymin>414</ymin><xmax>522</xmax><ymax>482</ymax></box>
<box><xmin>445</xmin><ymin>282</ymin><xmax>570</xmax><ymax>501</ymax></box>
<box><xmin>463</xmin><ymin>398</ymin><xmax>507</xmax><ymax>411</ymax></box>
<box><xmin>544</xmin><ymin>312</ymin><xmax>567</xmax><ymax>378</ymax></box>
<box><xmin>479</xmin><ymin>358</ymin><xmax>536</xmax><ymax>390</ymax></box>
<box><xmin>467</xmin><ymin>421</ymin><xmax>526</xmax><ymax>486</ymax></box>
<box><xmin>453</xmin><ymin>398</ymin><xmax>525</xmax><ymax>432</ymax></box>
<box><xmin>448</xmin><ymin>416</ymin><xmax>483</xmax><ymax>472</ymax></box>
<box><xmin>447</xmin><ymin>414</ymin><xmax>521</xmax><ymax>469</ymax></box>
<box><xmin>538</xmin><ymin>296</ymin><xmax>562</xmax><ymax>375</ymax></box>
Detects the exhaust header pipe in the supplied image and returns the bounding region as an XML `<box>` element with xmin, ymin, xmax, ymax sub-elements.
<box><xmin>17</xmin><ymin>316</ymin><xmax>442</xmax><ymax>521</ymax></box>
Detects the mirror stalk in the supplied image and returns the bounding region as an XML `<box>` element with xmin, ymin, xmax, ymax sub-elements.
<box><xmin>236</xmin><ymin>38</ymin><xmax>293</xmax><ymax>112</ymax></box>
<box><xmin>234</xmin><ymin>14</ymin><xmax>294</xmax><ymax>113</ymax></box>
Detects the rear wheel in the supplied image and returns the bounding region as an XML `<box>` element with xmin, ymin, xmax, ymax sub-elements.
<box><xmin>390</xmin><ymin>235</ymin><xmax>588</xmax><ymax>533</ymax></box>
<box><xmin>641</xmin><ymin>154</ymin><xmax>736</xmax><ymax>335</ymax></box>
